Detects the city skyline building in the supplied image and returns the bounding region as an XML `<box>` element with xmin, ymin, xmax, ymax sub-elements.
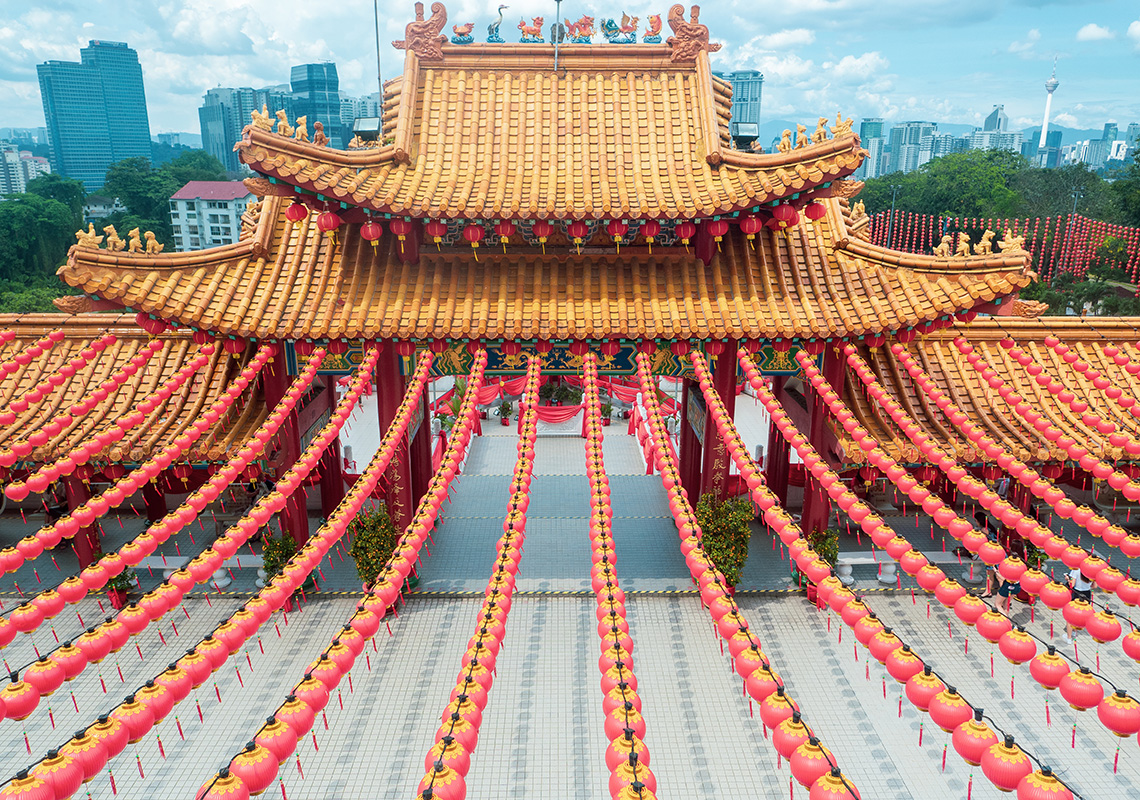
<box><xmin>983</xmin><ymin>105</ymin><xmax>1009</xmax><ymax>133</ymax></box>
<box><xmin>37</xmin><ymin>40</ymin><xmax>151</xmax><ymax>190</ymax></box>
<box><xmin>888</xmin><ymin>121</ymin><xmax>937</xmax><ymax>174</ymax></box>
<box><xmin>0</xmin><ymin>143</ymin><xmax>51</xmax><ymax>194</ymax></box>
<box><xmin>713</xmin><ymin>70</ymin><xmax>764</xmax><ymax>148</ymax></box>
<box><xmin>168</xmin><ymin>181</ymin><xmax>255</xmax><ymax>252</ymax></box>
<box><xmin>290</xmin><ymin>63</ymin><xmax>345</xmax><ymax>149</ymax></box>
<box><xmin>1038</xmin><ymin>59</ymin><xmax>1060</xmax><ymax>150</ymax></box>
<box><xmin>199</xmin><ymin>85</ymin><xmax>294</xmax><ymax>173</ymax></box>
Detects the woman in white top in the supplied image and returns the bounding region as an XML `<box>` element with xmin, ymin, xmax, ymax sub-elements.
<box><xmin>1062</xmin><ymin>568</ymin><xmax>1094</xmax><ymax>644</ymax></box>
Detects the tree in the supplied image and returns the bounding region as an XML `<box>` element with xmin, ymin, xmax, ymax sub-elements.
<box><xmin>862</xmin><ymin>150</ymin><xmax>1025</xmax><ymax>219</ymax></box>
<box><xmin>0</xmin><ymin>193</ymin><xmax>77</xmax><ymax>282</ymax></box>
<box><xmin>1113</xmin><ymin>159</ymin><xmax>1140</xmax><ymax>226</ymax></box>
<box><xmin>24</xmin><ymin>174</ymin><xmax>86</xmax><ymax>224</ymax></box>
<box><xmin>1010</xmin><ymin>164</ymin><xmax>1122</xmax><ymax>221</ymax></box>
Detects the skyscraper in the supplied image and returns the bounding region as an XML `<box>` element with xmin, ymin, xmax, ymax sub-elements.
<box><xmin>983</xmin><ymin>105</ymin><xmax>1008</xmax><ymax>132</ymax></box>
<box><xmin>199</xmin><ymin>86</ymin><xmax>294</xmax><ymax>173</ymax></box>
<box><xmin>290</xmin><ymin>63</ymin><xmax>345</xmax><ymax>148</ymax></box>
<box><xmin>712</xmin><ymin>70</ymin><xmax>763</xmax><ymax>147</ymax></box>
<box><xmin>887</xmin><ymin>122</ymin><xmax>936</xmax><ymax>174</ymax></box>
<box><xmin>852</xmin><ymin>118</ymin><xmax>884</xmax><ymax>179</ymax></box>
<box><xmin>1038</xmin><ymin>60</ymin><xmax>1059</xmax><ymax>150</ymax></box>
<box><xmin>37</xmin><ymin>40</ymin><xmax>151</xmax><ymax>190</ymax></box>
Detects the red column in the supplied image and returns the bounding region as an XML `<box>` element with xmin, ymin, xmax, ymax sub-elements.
<box><xmin>63</xmin><ymin>476</ymin><xmax>101</xmax><ymax>568</ymax></box>
<box><xmin>701</xmin><ymin>340</ymin><xmax>738</xmax><ymax>499</ymax></box>
<box><xmin>678</xmin><ymin>379</ymin><xmax>703</xmax><ymax>501</ymax></box>
<box><xmin>375</xmin><ymin>345</ymin><xmax>415</xmax><ymax>533</ymax></box>
<box><xmin>263</xmin><ymin>354</ymin><xmax>308</xmax><ymax>546</ymax></box>
<box><xmin>409</xmin><ymin>382</ymin><xmax>433</xmax><ymax>510</ymax></box>
<box><xmin>319</xmin><ymin>381</ymin><xmax>345</xmax><ymax>518</ymax></box>
<box><xmin>142</xmin><ymin>482</ymin><xmax>166</xmax><ymax>523</ymax></box>
<box><xmin>801</xmin><ymin>347</ymin><xmax>844</xmax><ymax>535</ymax></box>
<box><xmin>765</xmin><ymin>376</ymin><xmax>791</xmax><ymax>506</ymax></box>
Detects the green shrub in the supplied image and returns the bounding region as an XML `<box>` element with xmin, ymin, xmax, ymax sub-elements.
<box><xmin>790</xmin><ymin>525</ymin><xmax>840</xmax><ymax>585</ymax></box>
<box><xmin>694</xmin><ymin>493</ymin><xmax>753</xmax><ymax>586</ymax></box>
<box><xmin>499</xmin><ymin>400</ymin><xmax>513</xmax><ymax>418</ymax></box>
<box><xmin>262</xmin><ymin>532</ymin><xmax>296</xmax><ymax>579</ymax></box>
<box><xmin>347</xmin><ymin>503</ymin><xmax>400</xmax><ymax>586</ymax></box>
<box><xmin>107</xmin><ymin>569</ymin><xmax>137</xmax><ymax>593</ymax></box>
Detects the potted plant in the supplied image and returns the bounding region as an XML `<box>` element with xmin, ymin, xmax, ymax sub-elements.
<box><xmin>694</xmin><ymin>493</ymin><xmax>753</xmax><ymax>593</ymax></box>
<box><xmin>538</xmin><ymin>382</ymin><xmax>555</xmax><ymax>403</ymax></box>
<box><xmin>600</xmin><ymin>402</ymin><xmax>613</xmax><ymax>426</ymax></box>
<box><xmin>499</xmin><ymin>400</ymin><xmax>513</xmax><ymax>426</ymax></box>
<box><xmin>262</xmin><ymin>533</ymin><xmax>298</xmax><ymax>609</ymax></box>
<box><xmin>347</xmin><ymin>504</ymin><xmax>401</xmax><ymax>590</ymax></box>
<box><xmin>106</xmin><ymin>569</ymin><xmax>137</xmax><ymax>610</ymax></box>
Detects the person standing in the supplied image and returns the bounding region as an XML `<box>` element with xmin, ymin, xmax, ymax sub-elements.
<box><xmin>1062</xmin><ymin>567</ymin><xmax>1094</xmax><ymax>644</ymax></box>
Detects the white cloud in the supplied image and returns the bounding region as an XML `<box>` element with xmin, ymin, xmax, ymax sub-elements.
<box><xmin>1076</xmin><ymin>23</ymin><xmax>1114</xmax><ymax>42</ymax></box>
<box><xmin>754</xmin><ymin>28</ymin><xmax>816</xmax><ymax>49</ymax></box>
<box><xmin>1008</xmin><ymin>28</ymin><xmax>1039</xmax><ymax>56</ymax></box>
<box><xmin>1129</xmin><ymin>20</ymin><xmax>1140</xmax><ymax>49</ymax></box>
<box><xmin>1053</xmin><ymin>112</ymin><xmax>1078</xmax><ymax>127</ymax></box>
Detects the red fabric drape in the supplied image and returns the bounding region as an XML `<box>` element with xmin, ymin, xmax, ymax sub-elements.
<box><xmin>432</xmin><ymin>431</ymin><xmax>447</xmax><ymax>471</ymax></box>
<box><xmin>532</xmin><ymin>404</ymin><xmax>584</xmax><ymax>423</ymax></box>
<box><xmin>500</xmin><ymin>375</ymin><xmax>530</xmax><ymax>396</ymax></box>
<box><xmin>607</xmin><ymin>383</ymin><xmax>640</xmax><ymax>403</ymax></box>
<box><xmin>475</xmin><ymin>384</ymin><xmax>502</xmax><ymax>405</ymax></box>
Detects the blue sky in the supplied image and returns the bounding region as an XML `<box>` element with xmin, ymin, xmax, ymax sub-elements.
<box><xmin>2</xmin><ymin>1</ymin><xmax>1137</xmax><ymax>135</ymax></box>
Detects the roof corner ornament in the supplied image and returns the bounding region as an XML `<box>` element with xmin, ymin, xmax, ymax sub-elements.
<box><xmin>666</xmin><ymin>4</ymin><xmax>721</xmax><ymax>62</ymax></box>
<box><xmin>644</xmin><ymin>14</ymin><xmax>663</xmax><ymax>43</ymax></box>
<box><xmin>393</xmin><ymin>2</ymin><xmax>449</xmax><ymax>61</ymax></box>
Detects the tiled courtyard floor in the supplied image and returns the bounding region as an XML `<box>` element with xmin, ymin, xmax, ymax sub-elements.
<box><xmin>0</xmin><ymin>415</ymin><xmax>1135</xmax><ymax>797</ymax></box>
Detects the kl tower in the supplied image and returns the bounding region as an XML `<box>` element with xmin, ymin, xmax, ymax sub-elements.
<box><xmin>1038</xmin><ymin>58</ymin><xmax>1060</xmax><ymax>149</ymax></box>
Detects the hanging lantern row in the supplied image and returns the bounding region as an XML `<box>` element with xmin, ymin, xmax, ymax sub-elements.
<box><xmin>201</xmin><ymin>352</ymin><xmax>477</xmax><ymax>797</ymax></box>
<box><xmin>19</xmin><ymin>352</ymin><xmax>433</xmax><ymax>800</ymax></box>
<box><xmin>0</xmin><ymin>337</ymin><xmax>166</xmax><ymax>478</ymax></box>
<box><xmin>0</xmin><ymin>329</ymin><xmax>67</xmax><ymax>380</ymax></box>
<box><xmin>631</xmin><ymin>352</ymin><xmax>861</xmax><ymax>797</ymax></box>
<box><xmin>0</xmin><ymin>345</ymin><xmax>275</xmax><ymax>614</ymax></box>
<box><xmin>853</xmin><ymin>345</ymin><xmax>1140</xmax><ymax>630</ymax></box>
<box><xmin>0</xmin><ymin>330</ymin><xmax>117</xmax><ymax>421</ymax></box>
<box><xmin>582</xmin><ymin>354</ymin><xmax>659</xmax><ymax>799</ymax></box>
<box><xmin>0</xmin><ymin>349</ymin><xmax>331</xmax><ymax>721</ymax></box>
<box><xmin>700</xmin><ymin>350</ymin><xmax>1081</xmax><ymax>797</ymax></box>
<box><xmin>782</xmin><ymin>351</ymin><xmax>1140</xmax><ymax>742</ymax></box>
<box><xmin>408</xmin><ymin>356</ymin><xmax>537</xmax><ymax>800</ymax></box>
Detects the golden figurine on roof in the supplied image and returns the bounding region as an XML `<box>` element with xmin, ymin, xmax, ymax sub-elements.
<box><xmin>293</xmin><ymin>116</ymin><xmax>308</xmax><ymax>142</ymax></box>
<box><xmin>274</xmin><ymin>110</ymin><xmax>293</xmax><ymax>137</ymax></box>
<box><xmin>250</xmin><ymin>104</ymin><xmax>272</xmax><ymax>131</ymax></box>
<box><xmin>998</xmin><ymin>228</ymin><xmax>1027</xmax><ymax>254</ymax></box>
<box><xmin>74</xmin><ymin>223</ymin><xmax>103</xmax><ymax>249</ymax></box>
<box><xmin>932</xmin><ymin>234</ymin><xmax>953</xmax><ymax>258</ymax></box>
<box><xmin>954</xmin><ymin>232</ymin><xmax>972</xmax><ymax>258</ymax></box>
<box><xmin>666</xmin><ymin>5</ymin><xmax>721</xmax><ymax>61</ymax></box>
<box><xmin>103</xmin><ymin>225</ymin><xmax>126</xmax><ymax>252</ymax></box>
<box><xmin>974</xmin><ymin>230</ymin><xmax>995</xmax><ymax>256</ymax></box>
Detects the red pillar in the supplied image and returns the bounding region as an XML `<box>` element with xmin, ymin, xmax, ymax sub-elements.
<box><xmin>63</xmin><ymin>476</ymin><xmax>101</xmax><ymax>568</ymax></box>
<box><xmin>319</xmin><ymin>381</ymin><xmax>345</xmax><ymax>519</ymax></box>
<box><xmin>701</xmin><ymin>340</ymin><xmax>738</xmax><ymax>499</ymax></box>
<box><xmin>678</xmin><ymin>379</ymin><xmax>703</xmax><ymax>501</ymax></box>
<box><xmin>375</xmin><ymin>345</ymin><xmax>415</xmax><ymax>533</ymax></box>
<box><xmin>142</xmin><ymin>482</ymin><xmax>166</xmax><ymax>523</ymax></box>
<box><xmin>801</xmin><ymin>347</ymin><xmax>844</xmax><ymax>535</ymax></box>
<box><xmin>263</xmin><ymin>355</ymin><xmax>308</xmax><ymax>546</ymax></box>
<box><xmin>409</xmin><ymin>382</ymin><xmax>433</xmax><ymax>511</ymax></box>
<box><xmin>765</xmin><ymin>377</ymin><xmax>791</xmax><ymax>507</ymax></box>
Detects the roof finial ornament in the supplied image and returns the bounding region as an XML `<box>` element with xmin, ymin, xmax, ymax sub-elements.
<box><xmin>393</xmin><ymin>2</ymin><xmax>449</xmax><ymax>61</ymax></box>
<box><xmin>666</xmin><ymin>5</ymin><xmax>721</xmax><ymax>62</ymax></box>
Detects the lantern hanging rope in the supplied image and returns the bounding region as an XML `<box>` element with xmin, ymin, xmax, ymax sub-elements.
<box><xmin>702</xmin><ymin>350</ymin><xmax>1093</xmax><ymax>799</ymax></box>
<box><xmin>197</xmin><ymin>352</ymin><xmax>484</xmax><ymax>800</ymax></box>
<box><xmin>0</xmin><ymin>347</ymin><xmax>332</xmax><ymax>724</ymax></box>
<box><xmin>5</xmin><ymin>350</ymin><xmax>436</xmax><ymax>799</ymax></box>
<box><xmin>0</xmin><ymin>337</ymin><xmax>168</xmax><ymax>492</ymax></box>
<box><xmin>583</xmin><ymin>353</ymin><xmax>657</xmax><ymax>798</ymax></box>
<box><xmin>779</xmin><ymin>348</ymin><xmax>1140</xmax><ymax>740</ymax></box>
<box><xmin>414</xmin><ymin>355</ymin><xmax>538</xmax><ymax>800</ymax></box>
<box><xmin>633</xmin><ymin>352</ymin><xmax>860</xmax><ymax>799</ymax></box>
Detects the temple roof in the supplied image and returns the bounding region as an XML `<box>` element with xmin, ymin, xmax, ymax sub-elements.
<box><xmin>836</xmin><ymin>318</ymin><xmax>1140</xmax><ymax>466</ymax></box>
<box><xmin>236</xmin><ymin>31</ymin><xmax>864</xmax><ymax>220</ymax></box>
<box><xmin>58</xmin><ymin>195</ymin><xmax>1033</xmax><ymax>342</ymax></box>
<box><xmin>0</xmin><ymin>314</ymin><xmax>265</xmax><ymax>465</ymax></box>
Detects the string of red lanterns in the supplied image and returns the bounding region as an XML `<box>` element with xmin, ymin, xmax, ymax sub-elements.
<box><xmin>198</xmin><ymin>351</ymin><xmax>487</xmax><ymax>800</ymax></box>
<box><xmin>3</xmin><ymin>341</ymin><xmax>208</xmax><ymax>493</ymax></box>
<box><xmin>634</xmin><ymin>352</ymin><xmax>861</xmax><ymax>799</ymax></box>
<box><xmin>8</xmin><ymin>352</ymin><xmax>435</xmax><ymax>800</ymax></box>
<box><xmin>850</xmin><ymin>345</ymin><xmax>1140</xmax><ymax>619</ymax></box>
<box><xmin>583</xmin><ymin>354</ymin><xmax>657</xmax><ymax>800</ymax></box>
<box><xmin>784</xmin><ymin>350</ymin><xmax>1140</xmax><ymax>744</ymax></box>
<box><xmin>0</xmin><ymin>344</ymin><xmax>272</xmax><ymax>605</ymax></box>
<box><xmin>0</xmin><ymin>332</ymin><xmax>115</xmax><ymax>429</ymax></box>
<box><xmin>412</xmin><ymin>355</ymin><xmax>538</xmax><ymax>800</ymax></box>
<box><xmin>0</xmin><ymin>347</ymin><xmax>329</xmax><ymax>723</ymax></box>
<box><xmin>0</xmin><ymin>329</ymin><xmax>66</xmax><ymax>380</ymax></box>
<box><xmin>704</xmin><ymin>350</ymin><xmax>1078</xmax><ymax>798</ymax></box>
<box><xmin>1038</xmin><ymin>333</ymin><xmax>1140</xmax><ymax>444</ymax></box>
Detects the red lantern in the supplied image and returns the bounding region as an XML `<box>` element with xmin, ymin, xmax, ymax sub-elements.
<box><xmin>809</xmin><ymin>768</ymin><xmax>861</xmax><ymax>800</ymax></box>
<box><xmin>462</xmin><ymin>224</ymin><xmax>485</xmax><ymax>260</ymax></box>
<box><xmin>195</xmin><ymin>768</ymin><xmax>251</xmax><ymax>800</ymax></box>
<box><xmin>229</xmin><ymin>742</ymin><xmax>278</xmax><ymax>795</ymax></box>
<box><xmin>567</xmin><ymin>220</ymin><xmax>589</xmax><ymax>253</ymax></box>
<box><xmin>953</xmin><ymin>709</ymin><xmax>997</xmax><ymax>766</ymax></box>
<box><xmin>531</xmin><ymin>220</ymin><xmax>554</xmax><ymax>253</ymax></box>
<box><xmin>425</xmin><ymin>220</ymin><xmax>449</xmax><ymax>249</ymax></box>
<box><xmin>675</xmin><ymin>221</ymin><xmax>697</xmax><ymax>251</ymax></box>
<box><xmin>885</xmin><ymin>645</ymin><xmax>924</xmax><ymax>683</ymax></box>
<box><xmin>315</xmin><ymin>211</ymin><xmax>342</xmax><ymax>241</ymax></box>
<box><xmin>0</xmin><ymin>770</ymin><xmax>55</xmax><ymax>800</ymax></box>
<box><xmin>1085</xmin><ymin>609</ymin><xmax>1122</xmax><ymax>643</ymax></box>
<box><xmin>1029</xmin><ymin>647</ymin><xmax>1069</xmax><ymax>690</ymax></box>
<box><xmin>390</xmin><ymin>218</ymin><xmax>414</xmax><ymax>255</ymax></box>
<box><xmin>255</xmin><ymin>717</ymin><xmax>298</xmax><ymax>765</ymax></box>
<box><xmin>360</xmin><ymin>220</ymin><xmax>383</xmax><ymax>250</ymax></box>
<box><xmin>1016</xmin><ymin>768</ymin><xmax>1074</xmax><ymax>800</ymax></box>
<box><xmin>284</xmin><ymin>202</ymin><xmax>308</xmax><ymax>223</ymax></box>
<box><xmin>804</xmin><ymin>202</ymin><xmax>827</xmax><ymax>221</ymax></box>
<box><xmin>607</xmin><ymin>220</ymin><xmax>629</xmax><ymax>251</ymax></box>
<box><xmin>930</xmin><ymin>687</ymin><xmax>973</xmax><ymax>732</ymax></box>
<box><xmin>982</xmin><ymin>735</ymin><xmax>1033</xmax><ymax>792</ymax></box>
<box><xmin>998</xmin><ymin>628</ymin><xmax>1036</xmax><ymax>664</ymax></box>
<box><xmin>790</xmin><ymin>738</ymin><xmax>834</xmax><ymax>789</ymax></box>
<box><xmin>1059</xmin><ymin>666</ymin><xmax>1103</xmax><ymax>711</ymax></box>
<box><xmin>494</xmin><ymin>220</ymin><xmax>516</xmax><ymax>252</ymax></box>
<box><xmin>642</xmin><ymin>219</ymin><xmax>661</xmax><ymax>252</ymax></box>
<box><xmin>59</xmin><ymin>730</ymin><xmax>108</xmax><ymax>783</ymax></box>
<box><xmin>706</xmin><ymin>219</ymin><xmax>729</xmax><ymax>251</ymax></box>
<box><xmin>739</xmin><ymin>215</ymin><xmax>763</xmax><ymax>248</ymax></box>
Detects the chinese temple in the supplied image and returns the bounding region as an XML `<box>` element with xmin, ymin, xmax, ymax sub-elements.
<box><xmin>0</xmin><ymin>4</ymin><xmax>1136</xmax><ymax>800</ymax></box>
